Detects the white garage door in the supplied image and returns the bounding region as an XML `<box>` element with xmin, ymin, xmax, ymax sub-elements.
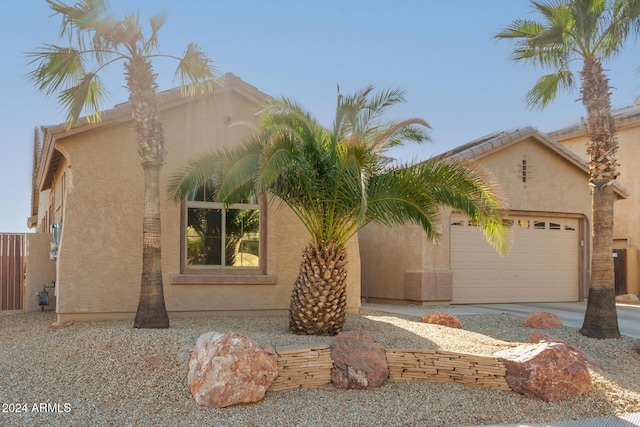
<box><xmin>450</xmin><ymin>215</ymin><xmax>580</xmax><ymax>304</ymax></box>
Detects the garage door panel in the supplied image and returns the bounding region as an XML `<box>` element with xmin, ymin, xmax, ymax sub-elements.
<box><xmin>451</xmin><ymin>215</ymin><xmax>579</xmax><ymax>304</ymax></box>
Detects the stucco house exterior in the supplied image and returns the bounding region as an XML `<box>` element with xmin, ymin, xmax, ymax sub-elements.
<box><xmin>551</xmin><ymin>106</ymin><xmax>640</xmax><ymax>298</ymax></box>
<box><xmin>26</xmin><ymin>73</ymin><xmax>361</xmax><ymax>323</ymax></box>
<box><xmin>359</xmin><ymin>127</ymin><xmax>629</xmax><ymax>305</ymax></box>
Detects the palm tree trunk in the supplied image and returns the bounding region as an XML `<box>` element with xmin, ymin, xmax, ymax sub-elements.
<box><xmin>579</xmin><ymin>57</ymin><xmax>620</xmax><ymax>339</ymax></box>
<box><xmin>127</xmin><ymin>56</ymin><xmax>170</xmax><ymax>328</ymax></box>
<box><xmin>580</xmin><ymin>184</ymin><xmax>619</xmax><ymax>338</ymax></box>
<box><xmin>134</xmin><ymin>161</ymin><xmax>169</xmax><ymax>328</ymax></box>
<box><xmin>289</xmin><ymin>243</ymin><xmax>348</xmax><ymax>335</ymax></box>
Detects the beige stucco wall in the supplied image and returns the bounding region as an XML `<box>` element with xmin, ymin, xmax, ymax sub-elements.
<box><xmin>24</xmin><ymin>233</ymin><xmax>57</xmax><ymax>312</ymax></box>
<box><xmin>556</xmin><ymin>123</ymin><xmax>640</xmax><ymax>295</ymax></box>
<box><xmin>475</xmin><ymin>137</ymin><xmax>590</xmax><ymax>214</ymax></box>
<box><xmin>360</xmin><ymin>135</ymin><xmax>593</xmax><ymax>304</ymax></box>
<box><xmin>42</xmin><ymin>85</ymin><xmax>360</xmax><ymax>322</ymax></box>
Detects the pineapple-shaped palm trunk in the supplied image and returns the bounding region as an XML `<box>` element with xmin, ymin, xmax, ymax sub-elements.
<box><xmin>128</xmin><ymin>56</ymin><xmax>170</xmax><ymax>329</ymax></box>
<box><xmin>289</xmin><ymin>243</ymin><xmax>348</xmax><ymax>335</ymax></box>
<box><xmin>579</xmin><ymin>56</ymin><xmax>620</xmax><ymax>339</ymax></box>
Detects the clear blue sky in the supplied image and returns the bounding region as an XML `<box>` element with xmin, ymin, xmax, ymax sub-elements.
<box><xmin>1</xmin><ymin>0</ymin><xmax>638</xmax><ymax>233</ymax></box>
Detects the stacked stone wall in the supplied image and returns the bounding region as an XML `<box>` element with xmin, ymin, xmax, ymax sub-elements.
<box><xmin>385</xmin><ymin>349</ymin><xmax>510</xmax><ymax>391</ymax></box>
<box><xmin>269</xmin><ymin>344</ymin><xmax>333</xmax><ymax>391</ymax></box>
<box><xmin>268</xmin><ymin>345</ymin><xmax>510</xmax><ymax>392</ymax></box>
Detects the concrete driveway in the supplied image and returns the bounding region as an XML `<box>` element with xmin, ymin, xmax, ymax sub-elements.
<box><xmin>361</xmin><ymin>301</ymin><xmax>640</xmax><ymax>339</ymax></box>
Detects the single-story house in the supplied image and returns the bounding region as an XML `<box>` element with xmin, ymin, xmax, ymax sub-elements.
<box><xmin>359</xmin><ymin>127</ymin><xmax>630</xmax><ymax>305</ymax></box>
<box><xmin>26</xmin><ymin>73</ymin><xmax>361</xmax><ymax>323</ymax></box>
<box><xmin>26</xmin><ymin>73</ymin><xmax>637</xmax><ymax>320</ymax></box>
<box><xmin>551</xmin><ymin>106</ymin><xmax>640</xmax><ymax>297</ymax></box>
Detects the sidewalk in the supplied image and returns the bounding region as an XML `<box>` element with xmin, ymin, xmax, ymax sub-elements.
<box><xmin>361</xmin><ymin>302</ymin><xmax>640</xmax><ymax>427</ymax></box>
<box><xmin>467</xmin><ymin>411</ymin><xmax>640</xmax><ymax>426</ymax></box>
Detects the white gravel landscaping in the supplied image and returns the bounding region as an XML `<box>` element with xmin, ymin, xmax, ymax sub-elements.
<box><xmin>1</xmin><ymin>309</ymin><xmax>639</xmax><ymax>427</ymax></box>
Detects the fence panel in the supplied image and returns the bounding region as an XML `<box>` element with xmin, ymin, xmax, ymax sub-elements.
<box><xmin>613</xmin><ymin>249</ymin><xmax>627</xmax><ymax>296</ymax></box>
<box><xmin>0</xmin><ymin>234</ymin><xmax>25</xmax><ymax>310</ymax></box>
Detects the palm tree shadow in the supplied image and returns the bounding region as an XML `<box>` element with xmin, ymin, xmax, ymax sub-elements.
<box><xmin>342</xmin><ymin>309</ymin><xmax>525</xmax><ymax>353</ymax></box>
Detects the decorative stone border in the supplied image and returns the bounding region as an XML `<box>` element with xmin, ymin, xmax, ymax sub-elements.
<box><xmin>269</xmin><ymin>344</ymin><xmax>333</xmax><ymax>392</ymax></box>
<box><xmin>268</xmin><ymin>344</ymin><xmax>510</xmax><ymax>392</ymax></box>
<box><xmin>386</xmin><ymin>349</ymin><xmax>510</xmax><ymax>391</ymax></box>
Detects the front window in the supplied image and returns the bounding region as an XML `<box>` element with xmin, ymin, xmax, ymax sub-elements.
<box><xmin>185</xmin><ymin>179</ymin><xmax>260</xmax><ymax>269</ymax></box>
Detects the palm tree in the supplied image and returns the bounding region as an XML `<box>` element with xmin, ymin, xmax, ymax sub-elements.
<box><xmin>27</xmin><ymin>0</ymin><xmax>216</xmax><ymax>328</ymax></box>
<box><xmin>168</xmin><ymin>86</ymin><xmax>507</xmax><ymax>335</ymax></box>
<box><xmin>496</xmin><ymin>0</ymin><xmax>640</xmax><ymax>338</ymax></box>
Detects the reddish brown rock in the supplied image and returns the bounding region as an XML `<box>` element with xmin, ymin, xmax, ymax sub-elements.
<box><xmin>330</xmin><ymin>330</ymin><xmax>389</xmax><ymax>389</ymax></box>
<box><xmin>188</xmin><ymin>332</ymin><xmax>278</xmax><ymax>408</ymax></box>
<box><xmin>495</xmin><ymin>342</ymin><xmax>591</xmax><ymax>402</ymax></box>
<box><xmin>530</xmin><ymin>331</ymin><xmax>602</xmax><ymax>369</ymax></box>
<box><xmin>635</xmin><ymin>342</ymin><xmax>640</xmax><ymax>355</ymax></box>
<box><xmin>420</xmin><ymin>312</ymin><xmax>462</xmax><ymax>329</ymax></box>
<box><xmin>523</xmin><ymin>312</ymin><xmax>563</xmax><ymax>329</ymax></box>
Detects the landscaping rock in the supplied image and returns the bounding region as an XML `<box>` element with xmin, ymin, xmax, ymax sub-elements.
<box><xmin>187</xmin><ymin>331</ymin><xmax>278</xmax><ymax>408</ymax></box>
<box><xmin>495</xmin><ymin>342</ymin><xmax>591</xmax><ymax>402</ymax></box>
<box><xmin>420</xmin><ymin>312</ymin><xmax>462</xmax><ymax>329</ymax></box>
<box><xmin>330</xmin><ymin>329</ymin><xmax>389</xmax><ymax>389</ymax></box>
<box><xmin>523</xmin><ymin>312</ymin><xmax>563</xmax><ymax>329</ymax></box>
<box><xmin>530</xmin><ymin>331</ymin><xmax>602</xmax><ymax>369</ymax></box>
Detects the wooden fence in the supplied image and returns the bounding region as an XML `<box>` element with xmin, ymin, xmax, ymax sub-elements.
<box><xmin>0</xmin><ymin>233</ymin><xmax>26</xmax><ymax>311</ymax></box>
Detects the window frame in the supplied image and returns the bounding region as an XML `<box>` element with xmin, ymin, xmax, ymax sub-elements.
<box><xmin>179</xmin><ymin>195</ymin><xmax>268</xmax><ymax>276</ymax></box>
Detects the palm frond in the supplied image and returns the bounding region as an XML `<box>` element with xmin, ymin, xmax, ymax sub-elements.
<box><xmin>368</xmin><ymin>118</ymin><xmax>431</xmax><ymax>151</ymax></box>
<box><xmin>47</xmin><ymin>0</ymin><xmax>109</xmax><ymax>35</ymax></box>
<box><xmin>174</xmin><ymin>43</ymin><xmax>218</xmax><ymax>96</ymax></box>
<box><xmin>411</xmin><ymin>158</ymin><xmax>508</xmax><ymax>254</ymax></box>
<box><xmin>47</xmin><ymin>0</ymin><xmax>119</xmax><ymax>54</ymax></box>
<box><xmin>495</xmin><ymin>19</ymin><xmax>546</xmax><ymax>39</ymax></box>
<box><xmin>147</xmin><ymin>12</ymin><xmax>168</xmax><ymax>51</ymax></box>
<box><xmin>167</xmin><ymin>151</ymin><xmax>230</xmax><ymax>203</ymax></box>
<box><xmin>525</xmin><ymin>70</ymin><xmax>575</xmax><ymax>110</ymax></box>
<box><xmin>26</xmin><ymin>45</ymin><xmax>85</xmax><ymax>96</ymax></box>
<box><xmin>57</xmin><ymin>72</ymin><xmax>107</xmax><ymax>125</ymax></box>
<box><xmin>364</xmin><ymin>167</ymin><xmax>440</xmax><ymax>241</ymax></box>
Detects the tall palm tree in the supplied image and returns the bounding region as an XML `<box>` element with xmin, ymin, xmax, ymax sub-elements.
<box><xmin>496</xmin><ymin>0</ymin><xmax>640</xmax><ymax>338</ymax></box>
<box><xmin>27</xmin><ymin>0</ymin><xmax>216</xmax><ymax>328</ymax></box>
<box><xmin>168</xmin><ymin>86</ymin><xmax>507</xmax><ymax>335</ymax></box>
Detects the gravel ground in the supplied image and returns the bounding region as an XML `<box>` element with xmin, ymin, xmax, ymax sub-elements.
<box><xmin>1</xmin><ymin>309</ymin><xmax>639</xmax><ymax>427</ymax></box>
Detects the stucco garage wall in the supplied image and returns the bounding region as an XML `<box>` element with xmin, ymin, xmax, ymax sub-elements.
<box><xmin>360</xmin><ymin>132</ymin><xmax>593</xmax><ymax>305</ymax></box>
<box><xmin>474</xmin><ymin>137</ymin><xmax>590</xmax><ymax>214</ymax></box>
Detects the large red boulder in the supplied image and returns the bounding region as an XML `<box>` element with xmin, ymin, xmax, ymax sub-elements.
<box><xmin>330</xmin><ymin>330</ymin><xmax>389</xmax><ymax>389</ymax></box>
<box><xmin>530</xmin><ymin>331</ymin><xmax>602</xmax><ymax>369</ymax></box>
<box><xmin>495</xmin><ymin>342</ymin><xmax>591</xmax><ymax>402</ymax></box>
<box><xmin>188</xmin><ymin>332</ymin><xmax>278</xmax><ymax>408</ymax></box>
<box><xmin>420</xmin><ymin>312</ymin><xmax>462</xmax><ymax>329</ymax></box>
<box><xmin>523</xmin><ymin>312</ymin><xmax>563</xmax><ymax>329</ymax></box>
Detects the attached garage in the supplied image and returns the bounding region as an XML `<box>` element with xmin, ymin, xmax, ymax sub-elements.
<box><xmin>450</xmin><ymin>214</ymin><xmax>580</xmax><ymax>303</ymax></box>
<box><xmin>359</xmin><ymin>128</ymin><xmax>628</xmax><ymax>306</ymax></box>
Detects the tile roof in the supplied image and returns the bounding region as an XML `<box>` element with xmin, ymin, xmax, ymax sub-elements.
<box><xmin>550</xmin><ymin>105</ymin><xmax>640</xmax><ymax>138</ymax></box>
<box><xmin>437</xmin><ymin>126</ymin><xmax>630</xmax><ymax>199</ymax></box>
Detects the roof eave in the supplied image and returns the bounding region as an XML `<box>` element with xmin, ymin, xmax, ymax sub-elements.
<box><xmin>442</xmin><ymin>126</ymin><xmax>629</xmax><ymax>200</ymax></box>
<box><xmin>34</xmin><ymin>72</ymin><xmax>271</xmax><ymax>193</ymax></box>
